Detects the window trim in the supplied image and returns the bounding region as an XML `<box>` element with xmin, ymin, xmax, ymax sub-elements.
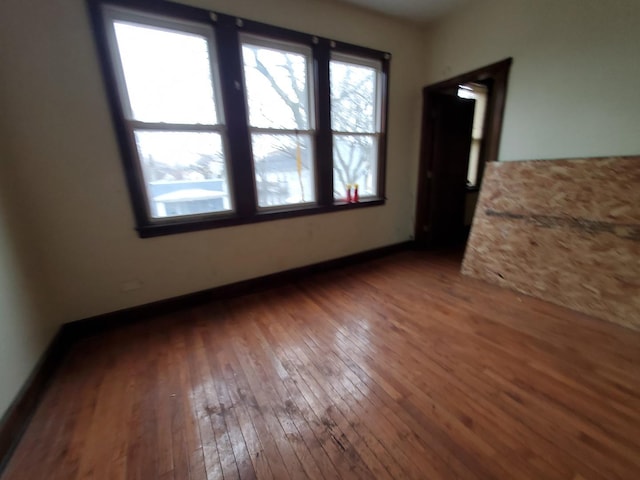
<box><xmin>330</xmin><ymin>52</ymin><xmax>384</xmax><ymax>200</ymax></box>
<box><xmin>103</xmin><ymin>6</ymin><xmax>235</xmax><ymax>221</ymax></box>
<box><xmin>87</xmin><ymin>0</ymin><xmax>390</xmax><ymax>238</ymax></box>
<box><xmin>240</xmin><ymin>33</ymin><xmax>318</xmax><ymax>210</ymax></box>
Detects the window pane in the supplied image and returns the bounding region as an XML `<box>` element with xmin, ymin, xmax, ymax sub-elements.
<box><xmin>134</xmin><ymin>131</ymin><xmax>231</xmax><ymax>218</ymax></box>
<box><xmin>252</xmin><ymin>134</ymin><xmax>315</xmax><ymax>207</ymax></box>
<box><xmin>457</xmin><ymin>83</ymin><xmax>488</xmax><ymax>139</ymax></box>
<box><xmin>333</xmin><ymin>134</ymin><xmax>377</xmax><ymax>199</ymax></box>
<box><xmin>114</xmin><ymin>22</ymin><xmax>218</xmax><ymax>124</ymax></box>
<box><xmin>467</xmin><ymin>139</ymin><xmax>481</xmax><ymax>187</ymax></box>
<box><xmin>242</xmin><ymin>43</ymin><xmax>310</xmax><ymax>129</ymax></box>
<box><xmin>330</xmin><ymin>60</ymin><xmax>377</xmax><ymax>133</ymax></box>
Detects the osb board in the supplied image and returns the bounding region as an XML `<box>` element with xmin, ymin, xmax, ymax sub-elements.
<box><xmin>462</xmin><ymin>156</ymin><xmax>640</xmax><ymax>330</ymax></box>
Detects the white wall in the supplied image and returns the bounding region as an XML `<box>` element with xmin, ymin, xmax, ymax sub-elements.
<box><xmin>422</xmin><ymin>0</ymin><xmax>640</xmax><ymax>161</ymax></box>
<box><xmin>0</xmin><ymin>0</ymin><xmax>423</xmax><ymax>329</ymax></box>
<box><xmin>0</xmin><ymin>151</ymin><xmax>56</xmax><ymax>418</ymax></box>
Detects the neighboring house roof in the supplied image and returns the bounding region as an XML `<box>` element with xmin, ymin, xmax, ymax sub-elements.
<box><xmin>154</xmin><ymin>189</ymin><xmax>225</xmax><ymax>203</ymax></box>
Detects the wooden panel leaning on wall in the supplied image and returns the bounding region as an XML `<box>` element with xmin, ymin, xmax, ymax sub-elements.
<box><xmin>463</xmin><ymin>156</ymin><xmax>640</xmax><ymax>330</ymax></box>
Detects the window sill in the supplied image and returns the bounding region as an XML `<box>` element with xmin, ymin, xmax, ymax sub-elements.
<box><xmin>137</xmin><ymin>198</ymin><xmax>385</xmax><ymax>238</ymax></box>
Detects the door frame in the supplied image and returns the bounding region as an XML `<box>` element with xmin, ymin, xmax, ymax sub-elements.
<box><xmin>414</xmin><ymin>58</ymin><xmax>512</xmax><ymax>244</ymax></box>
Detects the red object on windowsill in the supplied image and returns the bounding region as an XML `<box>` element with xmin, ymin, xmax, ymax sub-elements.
<box><xmin>353</xmin><ymin>184</ymin><xmax>359</xmax><ymax>203</ymax></box>
<box><xmin>346</xmin><ymin>184</ymin><xmax>352</xmax><ymax>203</ymax></box>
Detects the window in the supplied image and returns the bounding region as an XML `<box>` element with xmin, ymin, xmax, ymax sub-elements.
<box><xmin>104</xmin><ymin>7</ymin><xmax>232</xmax><ymax>220</ymax></box>
<box><xmin>241</xmin><ymin>36</ymin><xmax>316</xmax><ymax>208</ymax></box>
<box><xmin>457</xmin><ymin>83</ymin><xmax>488</xmax><ymax>188</ymax></box>
<box><xmin>89</xmin><ymin>0</ymin><xmax>390</xmax><ymax>237</ymax></box>
<box><xmin>331</xmin><ymin>54</ymin><xmax>382</xmax><ymax>200</ymax></box>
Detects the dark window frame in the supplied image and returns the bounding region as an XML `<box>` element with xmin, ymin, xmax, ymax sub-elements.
<box><xmin>87</xmin><ymin>0</ymin><xmax>390</xmax><ymax>238</ymax></box>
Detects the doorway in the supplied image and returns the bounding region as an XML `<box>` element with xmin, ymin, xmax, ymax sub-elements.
<box><xmin>414</xmin><ymin>58</ymin><xmax>512</xmax><ymax>249</ymax></box>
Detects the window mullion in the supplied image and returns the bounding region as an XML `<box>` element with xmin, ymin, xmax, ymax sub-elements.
<box><xmin>314</xmin><ymin>39</ymin><xmax>333</xmax><ymax>206</ymax></box>
<box><xmin>332</xmin><ymin>131</ymin><xmax>379</xmax><ymax>136</ymax></box>
<box><xmin>129</xmin><ymin>121</ymin><xmax>221</xmax><ymax>132</ymax></box>
<box><xmin>214</xmin><ymin>16</ymin><xmax>256</xmax><ymax>218</ymax></box>
<box><xmin>250</xmin><ymin>127</ymin><xmax>314</xmax><ymax>135</ymax></box>
<box><xmin>377</xmin><ymin>57</ymin><xmax>390</xmax><ymax>200</ymax></box>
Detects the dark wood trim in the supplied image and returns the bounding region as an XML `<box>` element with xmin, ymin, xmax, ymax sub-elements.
<box><xmin>314</xmin><ymin>38</ymin><xmax>334</xmax><ymax>206</ymax></box>
<box><xmin>0</xmin><ymin>331</ymin><xmax>71</xmax><ymax>473</ymax></box>
<box><xmin>424</xmin><ymin>58</ymin><xmax>512</xmax><ymax>175</ymax></box>
<box><xmin>331</xmin><ymin>40</ymin><xmax>390</xmax><ymax>61</ymax></box>
<box><xmin>414</xmin><ymin>58</ymin><xmax>512</xmax><ymax>244</ymax></box>
<box><xmin>414</xmin><ymin>90</ymin><xmax>435</xmax><ymax>244</ymax></box>
<box><xmin>138</xmin><ymin>198</ymin><xmax>385</xmax><ymax>237</ymax></box>
<box><xmin>237</xmin><ymin>15</ymin><xmax>317</xmax><ymax>46</ymax></box>
<box><xmin>425</xmin><ymin>58</ymin><xmax>512</xmax><ymax>93</ymax></box>
<box><xmin>377</xmin><ymin>54</ymin><xmax>391</xmax><ymax>200</ymax></box>
<box><xmin>215</xmin><ymin>15</ymin><xmax>257</xmax><ymax>218</ymax></box>
<box><xmin>0</xmin><ymin>239</ymin><xmax>413</xmax><ymax>475</ymax></box>
<box><xmin>63</xmin><ymin>240</ymin><xmax>414</xmax><ymax>337</ymax></box>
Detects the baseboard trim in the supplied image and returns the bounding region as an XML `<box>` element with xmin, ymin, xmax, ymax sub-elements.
<box><xmin>0</xmin><ymin>240</ymin><xmax>413</xmax><ymax>473</ymax></box>
<box><xmin>0</xmin><ymin>330</ymin><xmax>71</xmax><ymax>473</ymax></box>
<box><xmin>63</xmin><ymin>241</ymin><xmax>414</xmax><ymax>339</ymax></box>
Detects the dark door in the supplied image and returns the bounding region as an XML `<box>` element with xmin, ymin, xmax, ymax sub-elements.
<box><xmin>418</xmin><ymin>93</ymin><xmax>474</xmax><ymax>248</ymax></box>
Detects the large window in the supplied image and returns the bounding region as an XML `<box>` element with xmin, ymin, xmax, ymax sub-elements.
<box><xmin>241</xmin><ymin>36</ymin><xmax>316</xmax><ymax>208</ymax></box>
<box><xmin>89</xmin><ymin>0</ymin><xmax>390</xmax><ymax>237</ymax></box>
<box><xmin>104</xmin><ymin>7</ymin><xmax>232</xmax><ymax>220</ymax></box>
<box><xmin>331</xmin><ymin>54</ymin><xmax>383</xmax><ymax>200</ymax></box>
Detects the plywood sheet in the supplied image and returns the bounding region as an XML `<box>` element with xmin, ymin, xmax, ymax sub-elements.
<box><xmin>462</xmin><ymin>156</ymin><xmax>640</xmax><ymax>329</ymax></box>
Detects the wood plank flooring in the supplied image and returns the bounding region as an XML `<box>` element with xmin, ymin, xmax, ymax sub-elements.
<box><xmin>3</xmin><ymin>251</ymin><xmax>640</xmax><ymax>479</ymax></box>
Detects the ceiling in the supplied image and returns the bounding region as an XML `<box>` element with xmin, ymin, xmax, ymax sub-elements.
<box><xmin>330</xmin><ymin>0</ymin><xmax>470</xmax><ymax>23</ymax></box>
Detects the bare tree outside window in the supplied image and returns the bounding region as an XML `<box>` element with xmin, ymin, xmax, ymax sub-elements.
<box><xmin>94</xmin><ymin>2</ymin><xmax>389</xmax><ymax>236</ymax></box>
<box><xmin>241</xmin><ymin>39</ymin><xmax>315</xmax><ymax>207</ymax></box>
<box><xmin>330</xmin><ymin>58</ymin><xmax>380</xmax><ymax>199</ymax></box>
<box><xmin>242</xmin><ymin>41</ymin><xmax>381</xmax><ymax>203</ymax></box>
<box><xmin>111</xmin><ymin>18</ymin><xmax>231</xmax><ymax>218</ymax></box>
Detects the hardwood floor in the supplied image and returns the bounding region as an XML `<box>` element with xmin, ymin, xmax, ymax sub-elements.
<box><xmin>3</xmin><ymin>251</ymin><xmax>640</xmax><ymax>479</ymax></box>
